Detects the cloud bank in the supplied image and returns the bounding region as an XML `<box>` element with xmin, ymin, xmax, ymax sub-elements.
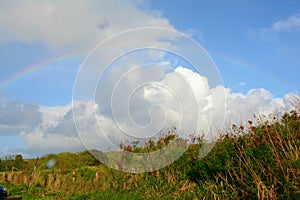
<box><xmin>0</xmin><ymin>1</ymin><xmax>298</xmax><ymax>159</ymax></box>
<box><xmin>0</xmin><ymin>0</ymin><xmax>172</xmax><ymax>50</ymax></box>
<box><xmin>0</xmin><ymin>67</ymin><xmax>298</xmax><ymax>158</ymax></box>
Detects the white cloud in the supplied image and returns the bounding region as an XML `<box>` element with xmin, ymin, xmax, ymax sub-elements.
<box><xmin>238</xmin><ymin>82</ymin><xmax>246</xmax><ymax>86</ymax></box>
<box><xmin>247</xmin><ymin>12</ymin><xmax>300</xmax><ymax>42</ymax></box>
<box><xmin>0</xmin><ymin>0</ymin><xmax>173</xmax><ymax>50</ymax></box>
<box><xmin>225</xmin><ymin>88</ymin><xmax>298</xmax><ymax>128</ymax></box>
<box><xmin>272</xmin><ymin>13</ymin><xmax>300</xmax><ymax>32</ymax></box>
<box><xmin>0</xmin><ymin>97</ymin><xmax>42</xmax><ymax>136</ymax></box>
<box><xmin>1</xmin><ymin>67</ymin><xmax>299</xmax><ymax>158</ymax></box>
<box><xmin>0</xmin><ymin>1</ymin><xmax>299</xmax><ymax>158</ymax></box>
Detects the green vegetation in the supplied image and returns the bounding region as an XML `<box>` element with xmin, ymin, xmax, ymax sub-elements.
<box><xmin>0</xmin><ymin>110</ymin><xmax>299</xmax><ymax>199</ymax></box>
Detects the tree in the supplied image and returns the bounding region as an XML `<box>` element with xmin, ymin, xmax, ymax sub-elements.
<box><xmin>14</xmin><ymin>154</ymin><xmax>25</xmax><ymax>169</ymax></box>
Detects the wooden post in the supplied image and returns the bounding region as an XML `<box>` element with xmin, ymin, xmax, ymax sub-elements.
<box><xmin>3</xmin><ymin>172</ymin><xmax>7</xmax><ymax>183</ymax></box>
<box><xmin>95</xmin><ymin>171</ymin><xmax>100</xmax><ymax>181</ymax></box>
<box><xmin>23</xmin><ymin>174</ymin><xmax>28</xmax><ymax>184</ymax></box>
<box><xmin>7</xmin><ymin>173</ymin><xmax>11</xmax><ymax>183</ymax></box>
<box><xmin>12</xmin><ymin>173</ymin><xmax>16</xmax><ymax>184</ymax></box>
<box><xmin>28</xmin><ymin>157</ymin><xmax>39</xmax><ymax>191</ymax></box>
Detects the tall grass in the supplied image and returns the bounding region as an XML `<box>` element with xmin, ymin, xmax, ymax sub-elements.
<box><xmin>1</xmin><ymin>110</ymin><xmax>299</xmax><ymax>199</ymax></box>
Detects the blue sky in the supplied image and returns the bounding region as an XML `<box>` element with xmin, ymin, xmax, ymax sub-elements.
<box><xmin>150</xmin><ymin>0</ymin><xmax>300</xmax><ymax>96</ymax></box>
<box><xmin>0</xmin><ymin>0</ymin><xmax>299</xmax><ymax>158</ymax></box>
<box><xmin>1</xmin><ymin>1</ymin><xmax>299</xmax><ymax>105</ymax></box>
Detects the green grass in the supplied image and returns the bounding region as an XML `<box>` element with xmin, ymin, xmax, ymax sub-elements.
<box><xmin>1</xmin><ymin>183</ymin><xmax>142</xmax><ymax>199</ymax></box>
<box><xmin>64</xmin><ymin>190</ymin><xmax>142</xmax><ymax>200</ymax></box>
<box><xmin>1</xmin><ymin>110</ymin><xmax>299</xmax><ymax>199</ymax></box>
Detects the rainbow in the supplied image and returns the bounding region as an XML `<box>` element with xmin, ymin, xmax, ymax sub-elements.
<box><xmin>0</xmin><ymin>49</ymin><xmax>294</xmax><ymax>95</ymax></box>
<box><xmin>0</xmin><ymin>51</ymin><xmax>86</xmax><ymax>90</ymax></box>
<box><xmin>210</xmin><ymin>50</ymin><xmax>293</xmax><ymax>93</ymax></box>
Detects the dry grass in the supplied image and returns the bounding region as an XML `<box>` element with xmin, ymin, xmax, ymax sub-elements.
<box><xmin>1</xmin><ymin>110</ymin><xmax>299</xmax><ymax>199</ymax></box>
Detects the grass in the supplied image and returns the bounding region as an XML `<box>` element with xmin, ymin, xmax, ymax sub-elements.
<box><xmin>0</xmin><ymin>109</ymin><xmax>299</xmax><ymax>199</ymax></box>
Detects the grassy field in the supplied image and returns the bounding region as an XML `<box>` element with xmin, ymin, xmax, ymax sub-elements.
<box><xmin>1</xmin><ymin>110</ymin><xmax>299</xmax><ymax>199</ymax></box>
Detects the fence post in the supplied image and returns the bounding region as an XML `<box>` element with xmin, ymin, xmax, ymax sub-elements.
<box><xmin>7</xmin><ymin>173</ymin><xmax>11</xmax><ymax>183</ymax></box>
<box><xmin>3</xmin><ymin>172</ymin><xmax>7</xmax><ymax>183</ymax></box>
<box><xmin>23</xmin><ymin>174</ymin><xmax>28</xmax><ymax>184</ymax></box>
<box><xmin>95</xmin><ymin>171</ymin><xmax>100</xmax><ymax>182</ymax></box>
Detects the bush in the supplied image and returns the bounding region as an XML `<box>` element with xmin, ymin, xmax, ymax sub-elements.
<box><xmin>1</xmin><ymin>110</ymin><xmax>299</xmax><ymax>199</ymax></box>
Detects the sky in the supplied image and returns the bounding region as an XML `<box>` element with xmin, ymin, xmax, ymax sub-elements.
<box><xmin>0</xmin><ymin>0</ymin><xmax>299</xmax><ymax>159</ymax></box>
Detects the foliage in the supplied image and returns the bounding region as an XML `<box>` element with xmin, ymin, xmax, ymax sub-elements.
<box><xmin>0</xmin><ymin>154</ymin><xmax>26</xmax><ymax>172</ymax></box>
<box><xmin>0</xmin><ymin>110</ymin><xmax>299</xmax><ymax>199</ymax></box>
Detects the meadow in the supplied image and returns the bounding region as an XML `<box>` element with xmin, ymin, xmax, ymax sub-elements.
<box><xmin>0</xmin><ymin>109</ymin><xmax>299</xmax><ymax>199</ymax></box>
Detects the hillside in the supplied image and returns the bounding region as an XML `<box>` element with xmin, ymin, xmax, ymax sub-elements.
<box><xmin>0</xmin><ymin>110</ymin><xmax>299</xmax><ymax>199</ymax></box>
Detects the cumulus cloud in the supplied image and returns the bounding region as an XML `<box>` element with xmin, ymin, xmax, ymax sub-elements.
<box><xmin>0</xmin><ymin>97</ymin><xmax>42</xmax><ymax>136</ymax></box>
<box><xmin>1</xmin><ymin>66</ymin><xmax>298</xmax><ymax>158</ymax></box>
<box><xmin>0</xmin><ymin>0</ymin><xmax>173</xmax><ymax>50</ymax></box>
<box><xmin>0</xmin><ymin>1</ymin><xmax>298</xmax><ymax>158</ymax></box>
<box><xmin>225</xmin><ymin>88</ymin><xmax>295</xmax><ymax>125</ymax></box>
